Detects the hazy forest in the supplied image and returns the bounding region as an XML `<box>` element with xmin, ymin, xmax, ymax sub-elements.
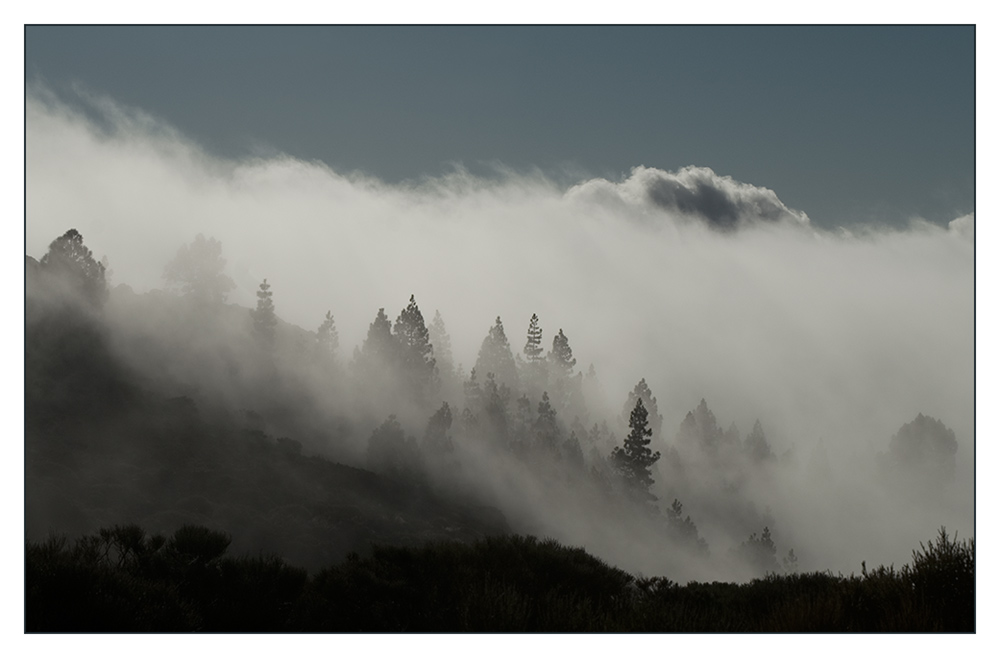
<box><xmin>25</xmin><ymin>228</ymin><xmax>974</xmax><ymax>631</ymax></box>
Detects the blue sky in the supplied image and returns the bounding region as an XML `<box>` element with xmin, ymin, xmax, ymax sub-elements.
<box><xmin>25</xmin><ymin>25</ymin><xmax>974</xmax><ymax>229</ymax></box>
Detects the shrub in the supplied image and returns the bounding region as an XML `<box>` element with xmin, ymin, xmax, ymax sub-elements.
<box><xmin>26</xmin><ymin>524</ymin><xmax>975</xmax><ymax>632</ymax></box>
<box><xmin>907</xmin><ymin>527</ymin><xmax>975</xmax><ymax>631</ymax></box>
<box><xmin>167</xmin><ymin>524</ymin><xmax>231</xmax><ymax>564</ymax></box>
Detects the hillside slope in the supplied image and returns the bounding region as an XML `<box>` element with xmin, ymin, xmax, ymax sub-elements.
<box><xmin>26</xmin><ymin>275</ymin><xmax>508</xmax><ymax>570</ymax></box>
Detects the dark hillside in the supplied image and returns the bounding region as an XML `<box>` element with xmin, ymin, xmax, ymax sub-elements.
<box><xmin>26</xmin><ymin>279</ymin><xmax>508</xmax><ymax>570</ymax></box>
<box><xmin>24</xmin><ymin>230</ymin><xmax>974</xmax><ymax>627</ymax></box>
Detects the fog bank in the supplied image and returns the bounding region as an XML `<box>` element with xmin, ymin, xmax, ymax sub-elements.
<box><xmin>26</xmin><ymin>86</ymin><xmax>974</xmax><ymax>577</ymax></box>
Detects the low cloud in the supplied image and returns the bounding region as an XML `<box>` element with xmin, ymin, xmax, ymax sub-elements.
<box><xmin>25</xmin><ymin>86</ymin><xmax>973</xmax><ymax>578</ymax></box>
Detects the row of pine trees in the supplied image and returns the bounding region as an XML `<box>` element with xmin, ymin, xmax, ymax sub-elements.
<box><xmin>30</xmin><ymin>229</ymin><xmax>961</xmax><ymax>575</ymax></box>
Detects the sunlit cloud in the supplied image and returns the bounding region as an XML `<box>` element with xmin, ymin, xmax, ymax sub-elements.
<box><xmin>567</xmin><ymin>164</ymin><xmax>811</xmax><ymax>230</ymax></box>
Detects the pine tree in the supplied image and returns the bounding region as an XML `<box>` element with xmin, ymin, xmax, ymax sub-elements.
<box><xmin>534</xmin><ymin>391</ymin><xmax>560</xmax><ymax>452</ymax></box>
<box><xmin>744</xmin><ymin>419</ymin><xmax>774</xmax><ymax>462</ymax></box>
<box><xmin>510</xmin><ymin>394</ymin><xmax>534</xmax><ymax>453</ymax></box>
<box><xmin>562</xmin><ymin>432</ymin><xmax>585</xmax><ymax>469</ymax></box>
<box><xmin>316</xmin><ymin>310</ymin><xmax>339</xmax><ymax>358</ymax></box>
<box><xmin>665</xmin><ymin>499</ymin><xmax>709</xmax><ymax>553</ymax></box>
<box><xmin>163</xmin><ymin>234</ymin><xmax>235</xmax><ymax>305</ymax></box>
<box><xmin>422</xmin><ymin>402</ymin><xmax>454</xmax><ymax>455</ymax></box>
<box><xmin>250</xmin><ymin>279</ymin><xmax>277</xmax><ymax>347</ymax></box>
<box><xmin>582</xmin><ymin>363</ymin><xmax>603</xmax><ymax>410</ymax></box>
<box><xmin>549</xmin><ymin>328</ymin><xmax>577</xmax><ymax>379</ymax></box>
<box><xmin>459</xmin><ymin>406</ymin><xmax>480</xmax><ymax>438</ymax></box>
<box><xmin>783</xmin><ymin>548</ymin><xmax>799</xmax><ymax>572</ymax></box>
<box><xmin>428</xmin><ymin>309</ymin><xmax>460</xmax><ymax>403</ymax></box>
<box><xmin>735</xmin><ymin>526</ymin><xmax>780</xmax><ymax>575</ymax></box>
<box><xmin>367</xmin><ymin>415</ymin><xmax>421</xmax><ymax>476</ymax></box>
<box><xmin>395</xmin><ymin>296</ymin><xmax>434</xmax><ymax>367</ymax></box>
<box><xmin>428</xmin><ymin>310</ymin><xmax>454</xmax><ymax>372</ymax></box>
<box><xmin>611</xmin><ymin>398</ymin><xmax>661</xmax><ymax>502</ymax></box>
<box><xmin>394</xmin><ymin>295</ymin><xmax>438</xmax><ymax>400</ymax></box>
<box><xmin>622</xmin><ymin>378</ymin><xmax>663</xmax><ymax>440</ymax></box>
<box><xmin>678</xmin><ymin>398</ymin><xmax>724</xmax><ymax>454</ymax></box>
<box><xmin>474</xmin><ymin>316</ymin><xmax>519</xmax><ymax>391</ymax></box>
<box><xmin>39</xmin><ymin>228</ymin><xmax>108</xmax><ymax>307</ymax></box>
<box><xmin>521</xmin><ymin>313</ymin><xmax>548</xmax><ymax>399</ymax></box>
<box><xmin>482</xmin><ymin>372</ymin><xmax>510</xmax><ymax>446</ymax></box>
<box><xmin>888</xmin><ymin>413</ymin><xmax>958</xmax><ymax>484</ymax></box>
<box><xmin>359</xmin><ymin>308</ymin><xmax>396</xmax><ymax>363</ymax></box>
<box><xmin>547</xmin><ymin>328</ymin><xmax>578</xmax><ymax>413</ymax></box>
<box><xmin>724</xmin><ymin>421</ymin><xmax>741</xmax><ymax>447</ymax></box>
<box><xmin>589</xmin><ymin>421</ymin><xmax>613</xmax><ymax>450</ymax></box>
<box><xmin>352</xmin><ymin>307</ymin><xmax>400</xmax><ymax>401</ymax></box>
<box><xmin>524</xmin><ymin>313</ymin><xmax>544</xmax><ymax>362</ymax></box>
<box><xmin>463</xmin><ymin>367</ymin><xmax>483</xmax><ymax>409</ymax></box>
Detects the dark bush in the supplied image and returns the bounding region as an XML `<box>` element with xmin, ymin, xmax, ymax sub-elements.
<box><xmin>167</xmin><ymin>524</ymin><xmax>231</xmax><ymax>564</ymax></box>
<box><xmin>907</xmin><ymin>527</ymin><xmax>975</xmax><ymax>631</ymax></box>
<box><xmin>26</xmin><ymin>524</ymin><xmax>975</xmax><ymax>632</ymax></box>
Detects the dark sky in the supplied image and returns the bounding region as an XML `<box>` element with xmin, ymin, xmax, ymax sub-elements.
<box><xmin>25</xmin><ymin>25</ymin><xmax>974</xmax><ymax>228</ymax></box>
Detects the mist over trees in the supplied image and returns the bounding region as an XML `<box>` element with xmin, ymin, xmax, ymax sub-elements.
<box><xmin>22</xmin><ymin>80</ymin><xmax>974</xmax><ymax>628</ymax></box>
<box><xmin>316</xmin><ymin>310</ymin><xmax>338</xmax><ymax>360</ymax></box>
<box><xmin>475</xmin><ymin>317</ymin><xmax>518</xmax><ymax>393</ymax></box>
<box><xmin>163</xmin><ymin>234</ymin><xmax>235</xmax><ymax>305</ymax></box>
<box><xmin>744</xmin><ymin>420</ymin><xmax>774</xmax><ymax>463</ymax></box>
<box><xmin>25</xmin><ymin>227</ymin><xmax>973</xmax><ymax>585</ymax></box>
<box><xmin>251</xmin><ymin>279</ymin><xmax>277</xmax><ymax>348</ymax></box>
<box><xmin>881</xmin><ymin>413</ymin><xmax>959</xmax><ymax>500</ymax></box>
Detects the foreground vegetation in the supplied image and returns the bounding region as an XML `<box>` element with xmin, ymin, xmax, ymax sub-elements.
<box><xmin>26</xmin><ymin>524</ymin><xmax>973</xmax><ymax>632</ymax></box>
<box><xmin>25</xmin><ymin>230</ymin><xmax>974</xmax><ymax>631</ymax></box>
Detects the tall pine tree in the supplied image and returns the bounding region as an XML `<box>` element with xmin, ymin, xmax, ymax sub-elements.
<box><xmin>316</xmin><ymin>310</ymin><xmax>339</xmax><ymax>358</ymax></box>
<box><xmin>744</xmin><ymin>419</ymin><xmax>774</xmax><ymax>463</ymax></box>
<box><xmin>463</xmin><ymin>367</ymin><xmax>484</xmax><ymax>415</ymax></box>
<box><xmin>677</xmin><ymin>398</ymin><xmax>725</xmax><ymax>454</ymax></box>
<box><xmin>622</xmin><ymin>378</ymin><xmax>663</xmax><ymax>440</ymax></box>
<box><xmin>534</xmin><ymin>391</ymin><xmax>560</xmax><ymax>453</ymax></box>
<box><xmin>549</xmin><ymin>328</ymin><xmax>577</xmax><ymax>378</ymax></box>
<box><xmin>394</xmin><ymin>295</ymin><xmax>438</xmax><ymax>401</ymax></box>
<box><xmin>548</xmin><ymin>328</ymin><xmax>580</xmax><ymax>414</ymax></box>
<box><xmin>482</xmin><ymin>372</ymin><xmax>510</xmax><ymax>447</ymax></box>
<box><xmin>353</xmin><ymin>307</ymin><xmax>401</xmax><ymax>400</ymax></box>
<box><xmin>611</xmin><ymin>398</ymin><xmax>661</xmax><ymax>502</ymax></box>
<box><xmin>428</xmin><ymin>309</ymin><xmax>460</xmax><ymax>402</ymax></box>
<box><xmin>250</xmin><ymin>279</ymin><xmax>277</xmax><ymax>348</ymax></box>
<box><xmin>474</xmin><ymin>316</ymin><xmax>519</xmax><ymax>392</ymax></box>
<box><xmin>521</xmin><ymin>313</ymin><xmax>548</xmax><ymax>398</ymax></box>
<box><xmin>422</xmin><ymin>402</ymin><xmax>454</xmax><ymax>455</ymax></box>
<box><xmin>524</xmin><ymin>313</ymin><xmax>544</xmax><ymax>362</ymax></box>
<box><xmin>428</xmin><ymin>311</ymin><xmax>454</xmax><ymax>374</ymax></box>
<box><xmin>359</xmin><ymin>308</ymin><xmax>396</xmax><ymax>363</ymax></box>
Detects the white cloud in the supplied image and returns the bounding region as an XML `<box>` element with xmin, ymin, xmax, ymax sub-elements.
<box><xmin>26</xmin><ymin>87</ymin><xmax>974</xmax><ymax>578</ymax></box>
